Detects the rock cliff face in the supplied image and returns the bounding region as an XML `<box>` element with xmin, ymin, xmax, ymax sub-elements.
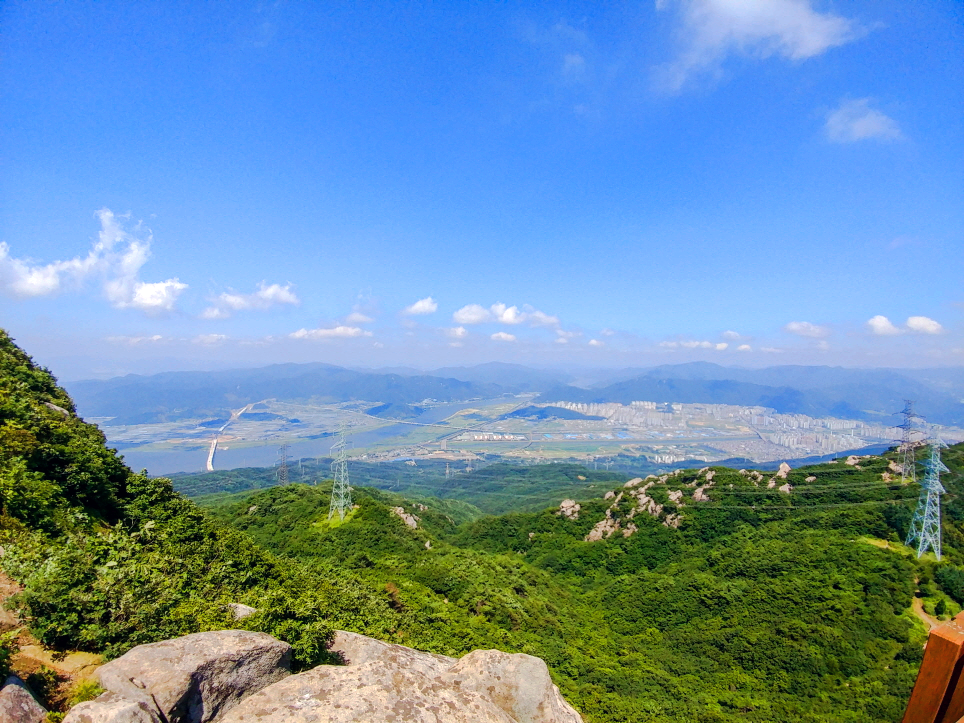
<box><xmin>64</xmin><ymin>630</ymin><xmax>583</xmax><ymax>723</ymax></box>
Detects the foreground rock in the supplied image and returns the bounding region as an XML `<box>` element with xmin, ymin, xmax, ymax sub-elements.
<box><xmin>220</xmin><ymin>630</ymin><xmax>582</xmax><ymax>723</ymax></box>
<box><xmin>0</xmin><ymin>674</ymin><xmax>47</xmax><ymax>723</ymax></box>
<box><xmin>65</xmin><ymin>630</ymin><xmax>291</xmax><ymax>723</ymax></box>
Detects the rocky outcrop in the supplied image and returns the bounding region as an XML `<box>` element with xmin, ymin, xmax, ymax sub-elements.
<box><xmin>557</xmin><ymin>499</ymin><xmax>580</xmax><ymax>520</ymax></box>
<box><xmin>0</xmin><ymin>675</ymin><xmax>47</xmax><ymax>723</ymax></box>
<box><xmin>63</xmin><ymin>631</ymin><xmax>581</xmax><ymax>723</ymax></box>
<box><xmin>390</xmin><ymin>507</ymin><xmax>420</xmax><ymax>529</ymax></box>
<box><xmin>65</xmin><ymin>630</ymin><xmax>291</xmax><ymax>723</ymax></box>
<box><xmin>219</xmin><ymin>630</ymin><xmax>582</xmax><ymax>723</ymax></box>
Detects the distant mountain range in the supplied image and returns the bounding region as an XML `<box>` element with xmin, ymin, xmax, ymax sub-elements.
<box><xmin>66</xmin><ymin>360</ymin><xmax>964</xmax><ymax>426</ymax></box>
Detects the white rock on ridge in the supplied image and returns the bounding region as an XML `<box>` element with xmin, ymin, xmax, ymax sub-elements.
<box><xmin>390</xmin><ymin>506</ymin><xmax>420</xmax><ymax>529</ymax></box>
<box><xmin>557</xmin><ymin>499</ymin><xmax>580</xmax><ymax>520</ymax></box>
<box><xmin>775</xmin><ymin>462</ymin><xmax>792</xmax><ymax>479</ymax></box>
<box><xmin>0</xmin><ymin>675</ymin><xmax>47</xmax><ymax>723</ymax></box>
<box><xmin>219</xmin><ymin>631</ymin><xmax>582</xmax><ymax>723</ymax></box>
<box><xmin>77</xmin><ymin>630</ymin><xmax>291</xmax><ymax>723</ymax></box>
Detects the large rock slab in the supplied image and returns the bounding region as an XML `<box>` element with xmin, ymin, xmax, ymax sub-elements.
<box><xmin>218</xmin><ymin>661</ymin><xmax>517</xmax><ymax>723</ymax></box>
<box><xmin>220</xmin><ymin>631</ymin><xmax>582</xmax><ymax>723</ymax></box>
<box><xmin>64</xmin><ymin>691</ymin><xmax>162</xmax><ymax>723</ymax></box>
<box><xmin>443</xmin><ymin>649</ymin><xmax>582</xmax><ymax>723</ymax></box>
<box><xmin>0</xmin><ymin>674</ymin><xmax>47</xmax><ymax>723</ymax></box>
<box><xmin>92</xmin><ymin>630</ymin><xmax>292</xmax><ymax>723</ymax></box>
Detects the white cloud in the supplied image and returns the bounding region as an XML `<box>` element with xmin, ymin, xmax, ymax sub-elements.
<box><xmin>446</xmin><ymin>326</ymin><xmax>468</xmax><ymax>339</ymax></box>
<box><xmin>555</xmin><ymin>329</ymin><xmax>580</xmax><ymax>345</ymax></box>
<box><xmin>784</xmin><ymin>321</ymin><xmax>829</xmax><ymax>338</ymax></box>
<box><xmin>825</xmin><ymin>99</ymin><xmax>901</xmax><ymax>143</ymax></box>
<box><xmin>656</xmin><ymin>0</ymin><xmax>858</xmax><ymax>90</ymax></box>
<box><xmin>491</xmin><ymin>332</ymin><xmax>517</xmax><ymax>342</ymax></box>
<box><xmin>202</xmin><ymin>282</ymin><xmax>299</xmax><ymax>319</ymax></box>
<box><xmin>290</xmin><ymin>326</ymin><xmax>373</xmax><ymax>340</ymax></box>
<box><xmin>588</xmin><ymin>339</ymin><xmax>604</xmax><ymax>347</ymax></box>
<box><xmin>737</xmin><ymin>344</ymin><xmax>752</xmax><ymax>352</ymax></box>
<box><xmin>0</xmin><ymin>208</ymin><xmax>187</xmax><ymax>313</ymax></box>
<box><xmin>659</xmin><ymin>341</ymin><xmax>679</xmax><ymax>348</ymax></box>
<box><xmin>194</xmin><ymin>334</ymin><xmax>228</xmax><ymax>345</ymax></box>
<box><xmin>453</xmin><ymin>302</ymin><xmax>560</xmax><ymax>327</ymax></box>
<box><xmin>491</xmin><ymin>303</ymin><xmax>524</xmax><ymax>324</ymax></box>
<box><xmin>760</xmin><ymin>346</ymin><xmax>784</xmax><ymax>353</ymax></box>
<box><xmin>907</xmin><ymin>316</ymin><xmax>943</xmax><ymax>335</ymax></box>
<box><xmin>402</xmin><ymin>296</ymin><xmax>438</xmax><ymax>315</ymax></box>
<box><xmin>106</xmin><ymin>334</ymin><xmax>164</xmax><ymax>346</ymax></box>
<box><xmin>345</xmin><ymin>311</ymin><xmax>374</xmax><ymax>324</ymax></box>
<box><xmin>453</xmin><ymin>304</ymin><xmax>493</xmax><ymax>324</ymax></box>
<box><xmin>600</xmin><ymin>328</ymin><xmax>615</xmax><ymax>336</ymax></box>
<box><xmin>715</xmin><ymin>342</ymin><xmax>728</xmax><ymax>350</ymax></box>
<box><xmin>866</xmin><ymin>315</ymin><xmax>902</xmax><ymax>336</ymax></box>
<box><xmin>721</xmin><ymin>330</ymin><xmax>742</xmax><ymax>340</ymax></box>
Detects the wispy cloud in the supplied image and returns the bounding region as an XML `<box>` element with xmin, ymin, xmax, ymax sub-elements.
<box><xmin>825</xmin><ymin>98</ymin><xmax>901</xmax><ymax>143</ymax></box>
<box><xmin>0</xmin><ymin>208</ymin><xmax>187</xmax><ymax>313</ymax></box>
<box><xmin>446</xmin><ymin>326</ymin><xmax>468</xmax><ymax>339</ymax></box>
<box><xmin>402</xmin><ymin>296</ymin><xmax>438</xmax><ymax>315</ymax></box>
<box><xmin>737</xmin><ymin>344</ymin><xmax>752</xmax><ymax>352</ymax></box>
<box><xmin>491</xmin><ymin>332</ymin><xmax>517</xmax><ymax>342</ymax></box>
<box><xmin>106</xmin><ymin>334</ymin><xmax>164</xmax><ymax>346</ymax></box>
<box><xmin>656</xmin><ymin>0</ymin><xmax>859</xmax><ymax>91</ymax></box>
<box><xmin>194</xmin><ymin>334</ymin><xmax>228</xmax><ymax>345</ymax></box>
<box><xmin>345</xmin><ymin>311</ymin><xmax>374</xmax><ymax>324</ymax></box>
<box><xmin>784</xmin><ymin>321</ymin><xmax>830</xmax><ymax>338</ymax></box>
<box><xmin>290</xmin><ymin>326</ymin><xmax>373</xmax><ymax>340</ymax></box>
<box><xmin>659</xmin><ymin>339</ymin><xmax>729</xmax><ymax>350</ymax></box>
<box><xmin>201</xmin><ymin>282</ymin><xmax>299</xmax><ymax>319</ymax></box>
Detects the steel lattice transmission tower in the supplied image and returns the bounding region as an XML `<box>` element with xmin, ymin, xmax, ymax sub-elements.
<box><xmin>328</xmin><ymin>429</ymin><xmax>353</xmax><ymax>521</ymax></box>
<box><xmin>897</xmin><ymin>400</ymin><xmax>924</xmax><ymax>484</ymax></box>
<box><xmin>906</xmin><ymin>436</ymin><xmax>949</xmax><ymax>560</ymax></box>
<box><xmin>277</xmin><ymin>443</ymin><xmax>289</xmax><ymax>486</ymax></box>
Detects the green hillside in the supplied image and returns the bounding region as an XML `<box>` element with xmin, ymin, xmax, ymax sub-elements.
<box><xmin>4</xmin><ymin>328</ymin><xmax>964</xmax><ymax>721</ymax></box>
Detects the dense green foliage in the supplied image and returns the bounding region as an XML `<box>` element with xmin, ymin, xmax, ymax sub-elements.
<box><xmin>5</xmin><ymin>328</ymin><xmax>964</xmax><ymax>721</ymax></box>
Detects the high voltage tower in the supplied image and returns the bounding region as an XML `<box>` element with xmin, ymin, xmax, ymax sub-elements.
<box><xmin>897</xmin><ymin>400</ymin><xmax>925</xmax><ymax>484</ymax></box>
<box><xmin>276</xmin><ymin>443</ymin><xmax>289</xmax><ymax>486</ymax></box>
<box><xmin>328</xmin><ymin>429</ymin><xmax>353</xmax><ymax>521</ymax></box>
<box><xmin>906</xmin><ymin>435</ymin><xmax>950</xmax><ymax>560</ymax></box>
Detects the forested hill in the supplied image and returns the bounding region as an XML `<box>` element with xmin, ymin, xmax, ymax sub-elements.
<box><xmin>5</xmin><ymin>327</ymin><xmax>964</xmax><ymax>721</ymax></box>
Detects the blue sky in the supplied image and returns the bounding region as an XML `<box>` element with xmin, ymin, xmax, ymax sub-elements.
<box><xmin>2</xmin><ymin>0</ymin><xmax>962</xmax><ymax>379</ymax></box>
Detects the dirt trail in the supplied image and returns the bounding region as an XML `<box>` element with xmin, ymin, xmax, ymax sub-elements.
<box><xmin>912</xmin><ymin>596</ymin><xmax>940</xmax><ymax>631</ymax></box>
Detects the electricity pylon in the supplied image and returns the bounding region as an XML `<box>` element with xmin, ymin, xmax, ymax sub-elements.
<box><xmin>906</xmin><ymin>436</ymin><xmax>949</xmax><ymax>560</ymax></box>
<box><xmin>328</xmin><ymin>429</ymin><xmax>353</xmax><ymax>521</ymax></box>
<box><xmin>277</xmin><ymin>444</ymin><xmax>289</xmax><ymax>486</ymax></box>
<box><xmin>897</xmin><ymin>400</ymin><xmax>924</xmax><ymax>484</ymax></box>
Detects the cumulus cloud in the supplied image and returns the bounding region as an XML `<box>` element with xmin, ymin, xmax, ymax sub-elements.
<box><xmin>453</xmin><ymin>302</ymin><xmax>559</xmax><ymax>327</ymax></box>
<box><xmin>491</xmin><ymin>332</ymin><xmax>517</xmax><ymax>342</ymax></box>
<box><xmin>721</xmin><ymin>330</ymin><xmax>742</xmax><ymax>340</ymax></box>
<box><xmin>290</xmin><ymin>326</ymin><xmax>373</xmax><ymax>340</ymax></box>
<box><xmin>588</xmin><ymin>339</ymin><xmax>604</xmax><ymax>347</ymax></box>
<box><xmin>715</xmin><ymin>342</ymin><xmax>728</xmax><ymax>350</ymax></box>
<box><xmin>737</xmin><ymin>344</ymin><xmax>752</xmax><ymax>352</ymax></box>
<box><xmin>784</xmin><ymin>321</ymin><xmax>829</xmax><ymax>338</ymax></box>
<box><xmin>446</xmin><ymin>326</ymin><xmax>468</xmax><ymax>339</ymax></box>
<box><xmin>201</xmin><ymin>282</ymin><xmax>299</xmax><ymax>319</ymax></box>
<box><xmin>453</xmin><ymin>304</ymin><xmax>493</xmax><ymax>325</ymax></box>
<box><xmin>866</xmin><ymin>315</ymin><xmax>902</xmax><ymax>336</ymax></box>
<box><xmin>907</xmin><ymin>316</ymin><xmax>943</xmax><ymax>335</ymax></box>
<box><xmin>656</xmin><ymin>0</ymin><xmax>858</xmax><ymax>90</ymax></box>
<box><xmin>825</xmin><ymin>99</ymin><xmax>901</xmax><ymax>143</ymax></box>
<box><xmin>0</xmin><ymin>208</ymin><xmax>187</xmax><ymax>313</ymax></box>
<box><xmin>402</xmin><ymin>296</ymin><xmax>438</xmax><ymax>315</ymax></box>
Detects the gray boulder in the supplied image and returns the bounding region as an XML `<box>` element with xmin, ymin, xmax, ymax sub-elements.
<box><xmin>63</xmin><ymin>692</ymin><xmax>162</xmax><ymax>723</ymax></box>
<box><xmin>443</xmin><ymin>649</ymin><xmax>582</xmax><ymax>723</ymax></box>
<box><xmin>0</xmin><ymin>674</ymin><xmax>47</xmax><ymax>723</ymax></box>
<box><xmin>90</xmin><ymin>630</ymin><xmax>291</xmax><ymax>723</ymax></box>
<box><xmin>220</xmin><ymin>630</ymin><xmax>582</xmax><ymax>723</ymax></box>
